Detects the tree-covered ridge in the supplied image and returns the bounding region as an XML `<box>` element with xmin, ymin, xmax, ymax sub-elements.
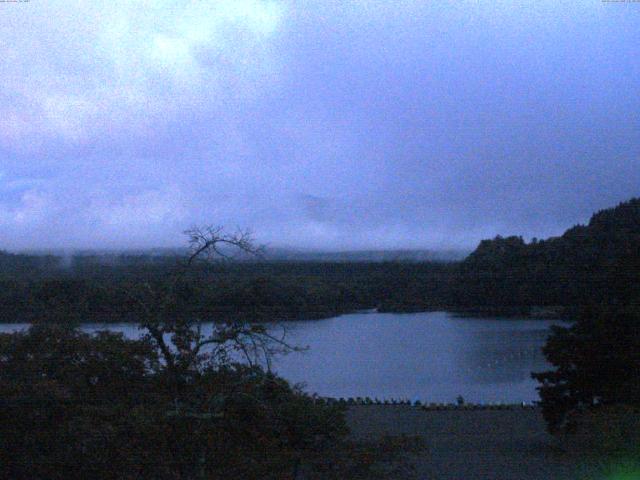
<box><xmin>453</xmin><ymin>198</ymin><xmax>640</xmax><ymax>312</ymax></box>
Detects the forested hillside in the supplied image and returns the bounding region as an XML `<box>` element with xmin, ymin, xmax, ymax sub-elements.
<box><xmin>448</xmin><ymin>198</ymin><xmax>640</xmax><ymax>313</ymax></box>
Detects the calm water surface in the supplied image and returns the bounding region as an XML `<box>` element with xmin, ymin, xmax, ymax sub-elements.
<box><xmin>0</xmin><ymin>311</ymin><xmax>568</xmax><ymax>403</ymax></box>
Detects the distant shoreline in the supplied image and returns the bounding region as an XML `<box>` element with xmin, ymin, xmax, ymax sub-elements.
<box><xmin>0</xmin><ymin>305</ymin><xmax>572</xmax><ymax>325</ymax></box>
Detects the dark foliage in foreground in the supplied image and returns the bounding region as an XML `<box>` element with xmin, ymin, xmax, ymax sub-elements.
<box><xmin>0</xmin><ymin>324</ymin><xmax>418</xmax><ymax>479</ymax></box>
<box><xmin>532</xmin><ymin>306</ymin><xmax>640</xmax><ymax>433</ymax></box>
<box><xmin>0</xmin><ymin>227</ymin><xmax>420</xmax><ymax>480</ymax></box>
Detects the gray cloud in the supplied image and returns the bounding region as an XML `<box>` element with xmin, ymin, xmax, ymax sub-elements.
<box><xmin>1</xmin><ymin>1</ymin><xmax>639</xmax><ymax>250</ymax></box>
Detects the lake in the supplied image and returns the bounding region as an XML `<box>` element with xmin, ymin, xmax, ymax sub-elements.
<box><xmin>0</xmin><ymin>311</ymin><xmax>567</xmax><ymax>404</ymax></box>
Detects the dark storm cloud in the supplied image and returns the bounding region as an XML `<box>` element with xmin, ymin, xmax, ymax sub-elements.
<box><xmin>0</xmin><ymin>1</ymin><xmax>638</xmax><ymax>250</ymax></box>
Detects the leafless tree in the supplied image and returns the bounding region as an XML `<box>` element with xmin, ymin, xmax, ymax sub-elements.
<box><xmin>183</xmin><ymin>226</ymin><xmax>265</xmax><ymax>266</ymax></box>
<box><xmin>129</xmin><ymin>226</ymin><xmax>298</xmax><ymax>391</ymax></box>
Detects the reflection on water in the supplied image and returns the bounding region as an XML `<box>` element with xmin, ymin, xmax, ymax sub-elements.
<box><xmin>267</xmin><ymin>312</ymin><xmax>567</xmax><ymax>403</ymax></box>
<box><xmin>0</xmin><ymin>312</ymin><xmax>568</xmax><ymax>403</ymax></box>
<box><xmin>450</xmin><ymin>321</ymin><xmax>553</xmax><ymax>385</ymax></box>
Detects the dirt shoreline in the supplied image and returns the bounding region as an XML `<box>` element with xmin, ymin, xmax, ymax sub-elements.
<box><xmin>346</xmin><ymin>405</ymin><xmax>630</xmax><ymax>479</ymax></box>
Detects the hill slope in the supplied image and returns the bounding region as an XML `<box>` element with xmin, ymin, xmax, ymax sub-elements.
<box><xmin>453</xmin><ymin>198</ymin><xmax>640</xmax><ymax>311</ymax></box>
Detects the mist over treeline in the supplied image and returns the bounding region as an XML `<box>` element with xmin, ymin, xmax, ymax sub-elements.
<box><xmin>2</xmin><ymin>247</ymin><xmax>470</xmax><ymax>272</ymax></box>
<box><xmin>1</xmin><ymin>197</ymin><xmax>638</xmax><ymax>323</ymax></box>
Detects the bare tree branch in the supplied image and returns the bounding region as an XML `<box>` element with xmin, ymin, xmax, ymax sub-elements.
<box><xmin>183</xmin><ymin>226</ymin><xmax>265</xmax><ymax>267</ymax></box>
<box><xmin>131</xmin><ymin>225</ymin><xmax>292</xmax><ymax>394</ymax></box>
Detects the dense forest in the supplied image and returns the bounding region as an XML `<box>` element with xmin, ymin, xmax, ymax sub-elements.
<box><xmin>1</xmin><ymin>198</ymin><xmax>638</xmax><ymax>323</ymax></box>
<box><xmin>0</xmin><ymin>259</ymin><xmax>455</xmax><ymax>323</ymax></box>
<box><xmin>451</xmin><ymin>198</ymin><xmax>640</xmax><ymax>313</ymax></box>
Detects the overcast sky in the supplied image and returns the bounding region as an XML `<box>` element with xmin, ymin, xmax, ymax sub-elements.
<box><xmin>1</xmin><ymin>0</ymin><xmax>639</xmax><ymax>251</ymax></box>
